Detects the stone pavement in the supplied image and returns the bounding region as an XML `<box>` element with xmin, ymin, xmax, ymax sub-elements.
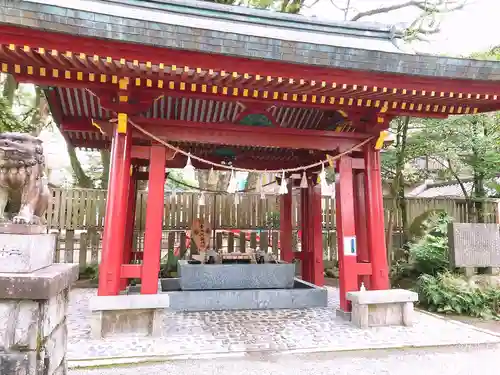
<box><xmin>69</xmin><ymin>346</ymin><xmax>500</xmax><ymax>375</ymax></box>
<box><xmin>67</xmin><ymin>288</ymin><xmax>500</xmax><ymax>365</ymax></box>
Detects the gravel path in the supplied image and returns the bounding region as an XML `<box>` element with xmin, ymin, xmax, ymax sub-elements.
<box><xmin>69</xmin><ymin>345</ymin><xmax>500</xmax><ymax>375</ymax></box>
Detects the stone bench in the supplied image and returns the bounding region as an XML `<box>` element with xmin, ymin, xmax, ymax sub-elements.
<box><xmin>89</xmin><ymin>293</ymin><xmax>170</xmax><ymax>338</ymax></box>
<box><xmin>346</xmin><ymin>289</ymin><xmax>418</xmax><ymax>329</ymax></box>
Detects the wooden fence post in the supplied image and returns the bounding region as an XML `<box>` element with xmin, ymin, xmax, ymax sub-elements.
<box><xmin>64</xmin><ymin>230</ymin><xmax>75</xmax><ymax>264</ymax></box>
<box><xmin>228</xmin><ymin>232</ymin><xmax>235</xmax><ymax>253</ymax></box>
<box><xmin>79</xmin><ymin>231</ymin><xmax>88</xmax><ymax>268</ymax></box>
<box><xmin>54</xmin><ymin>230</ymin><xmax>61</xmax><ymax>263</ymax></box>
<box><xmin>89</xmin><ymin>228</ymin><xmax>99</xmax><ymax>264</ymax></box>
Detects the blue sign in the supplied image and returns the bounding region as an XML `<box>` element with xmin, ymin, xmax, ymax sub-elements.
<box><xmin>343</xmin><ymin>236</ymin><xmax>357</xmax><ymax>256</ymax></box>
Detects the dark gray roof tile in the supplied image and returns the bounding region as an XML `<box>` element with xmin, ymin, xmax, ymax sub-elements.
<box><xmin>1</xmin><ymin>0</ymin><xmax>499</xmax><ymax>81</ymax></box>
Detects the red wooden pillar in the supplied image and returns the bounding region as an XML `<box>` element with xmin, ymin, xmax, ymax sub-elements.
<box><xmin>364</xmin><ymin>144</ymin><xmax>390</xmax><ymax>290</ymax></box>
<box><xmin>98</xmin><ymin>119</ymin><xmax>132</xmax><ymax>296</ymax></box>
<box><xmin>300</xmin><ymin>186</ymin><xmax>311</xmax><ymax>281</ymax></box>
<box><xmin>336</xmin><ymin>155</ymin><xmax>358</xmax><ymax>312</ymax></box>
<box><xmin>280</xmin><ymin>181</ymin><xmax>293</xmax><ymax>263</ymax></box>
<box><xmin>141</xmin><ymin>145</ymin><xmax>167</xmax><ymax>294</ymax></box>
<box><xmin>309</xmin><ymin>183</ymin><xmax>324</xmax><ymax>286</ymax></box>
<box><xmin>120</xmin><ymin>166</ymin><xmax>138</xmax><ymax>290</ymax></box>
<box><xmin>353</xmin><ymin>170</ymin><xmax>370</xmax><ymax>290</ymax></box>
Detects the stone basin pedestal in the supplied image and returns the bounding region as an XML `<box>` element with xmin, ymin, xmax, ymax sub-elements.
<box><xmin>178</xmin><ymin>259</ymin><xmax>295</xmax><ymax>290</ymax></box>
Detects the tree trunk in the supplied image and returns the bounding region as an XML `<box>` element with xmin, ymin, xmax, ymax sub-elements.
<box><xmin>470</xmin><ymin>117</ymin><xmax>486</xmax><ymax>222</ymax></box>
<box><xmin>29</xmin><ymin>86</ymin><xmax>45</xmax><ymax>136</ymax></box>
<box><xmin>2</xmin><ymin>74</ymin><xmax>17</xmax><ymax>107</ymax></box>
<box><xmin>385</xmin><ymin>116</ymin><xmax>409</xmax><ymax>266</ymax></box>
<box><xmin>100</xmin><ymin>150</ymin><xmax>111</xmax><ymax>189</ymax></box>
<box><xmin>66</xmin><ymin>139</ymin><xmax>93</xmax><ymax>188</ymax></box>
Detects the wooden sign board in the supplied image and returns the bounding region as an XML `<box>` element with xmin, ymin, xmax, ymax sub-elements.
<box><xmin>448</xmin><ymin>223</ymin><xmax>500</xmax><ymax>267</ymax></box>
<box><xmin>191</xmin><ymin>219</ymin><xmax>211</xmax><ymax>251</ymax></box>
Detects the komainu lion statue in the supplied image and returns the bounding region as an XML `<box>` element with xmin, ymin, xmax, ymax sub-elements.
<box><xmin>0</xmin><ymin>133</ymin><xmax>50</xmax><ymax>225</ymax></box>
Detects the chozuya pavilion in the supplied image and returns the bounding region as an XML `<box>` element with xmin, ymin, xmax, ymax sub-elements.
<box><xmin>1</xmin><ymin>0</ymin><xmax>499</xmax><ymax>332</ymax></box>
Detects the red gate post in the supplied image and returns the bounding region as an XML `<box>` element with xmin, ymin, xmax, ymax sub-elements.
<box><xmin>280</xmin><ymin>180</ymin><xmax>293</xmax><ymax>263</ymax></box>
<box><xmin>310</xmin><ymin>183</ymin><xmax>324</xmax><ymax>286</ymax></box>
<box><xmin>335</xmin><ymin>155</ymin><xmax>358</xmax><ymax>312</ymax></box>
<box><xmin>141</xmin><ymin>145</ymin><xmax>167</xmax><ymax>294</ymax></box>
<box><xmin>120</xmin><ymin>166</ymin><xmax>138</xmax><ymax>290</ymax></box>
<box><xmin>300</xmin><ymin>186</ymin><xmax>311</xmax><ymax>282</ymax></box>
<box><xmin>98</xmin><ymin>117</ymin><xmax>133</xmax><ymax>296</ymax></box>
<box><xmin>364</xmin><ymin>143</ymin><xmax>390</xmax><ymax>290</ymax></box>
<box><xmin>353</xmin><ymin>169</ymin><xmax>370</xmax><ymax>290</ymax></box>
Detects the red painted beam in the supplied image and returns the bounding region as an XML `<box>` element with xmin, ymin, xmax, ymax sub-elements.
<box><xmin>60</xmin><ymin>118</ymin><xmax>111</xmax><ymax>133</ymax></box>
<box><xmin>66</xmin><ymin>133</ymin><xmax>327</xmax><ymax>170</ymax></box>
<box><xmin>62</xmin><ymin>116</ymin><xmax>370</xmax><ymax>150</ymax></box>
<box><xmin>135</xmin><ymin>146</ymin><xmax>286</xmax><ymax>162</ymax></box>
<box><xmin>120</xmin><ymin>264</ymin><xmax>142</xmax><ymax>279</ymax></box>
<box><xmin>352</xmin><ymin>158</ymin><xmax>365</xmax><ymax>170</ymax></box>
<box><xmin>356</xmin><ymin>262</ymin><xmax>373</xmax><ymax>276</ymax></box>
<box><xmin>1</xmin><ymin>25</ymin><xmax>499</xmax><ymax>96</ymax></box>
<box><xmin>126</xmin><ymin>118</ymin><xmax>369</xmax><ymax>151</ymax></box>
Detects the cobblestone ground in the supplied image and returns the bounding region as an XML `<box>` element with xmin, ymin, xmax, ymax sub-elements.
<box><xmin>70</xmin><ymin>346</ymin><xmax>500</xmax><ymax>375</ymax></box>
<box><xmin>67</xmin><ymin>288</ymin><xmax>500</xmax><ymax>361</ymax></box>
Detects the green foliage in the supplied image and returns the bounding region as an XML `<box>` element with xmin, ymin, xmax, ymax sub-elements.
<box><xmin>390</xmin><ymin>258</ymin><xmax>413</xmax><ymax>281</ymax></box>
<box><xmin>159</xmin><ymin>249</ymin><xmax>179</xmax><ymax>278</ymax></box>
<box><xmin>410</xmin><ymin>113</ymin><xmax>500</xmax><ymax>198</ymax></box>
<box><xmin>408</xmin><ymin>209</ymin><xmax>446</xmax><ymax>241</ymax></box>
<box><xmin>391</xmin><ymin>211</ymin><xmax>451</xmax><ymax>283</ymax></box>
<box><xmin>167</xmin><ymin>169</ymin><xmax>196</xmax><ymax>191</ymax></box>
<box><xmin>0</xmin><ymin>95</ymin><xmax>38</xmax><ymax>133</ymax></box>
<box><xmin>470</xmin><ymin>46</ymin><xmax>500</xmax><ymax>61</ymax></box>
<box><xmin>382</xmin><ymin>117</ymin><xmax>430</xmax><ymax>185</ymax></box>
<box><xmin>409</xmin><ymin>211</ymin><xmax>451</xmax><ymax>276</ymax></box>
<box><xmin>417</xmin><ymin>273</ymin><xmax>500</xmax><ymax>319</ymax></box>
<box><xmin>79</xmin><ymin>263</ymin><xmax>99</xmax><ymax>281</ymax></box>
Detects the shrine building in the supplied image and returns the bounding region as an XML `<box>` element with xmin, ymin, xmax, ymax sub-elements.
<box><xmin>1</xmin><ymin>0</ymin><xmax>499</xmax><ymax>314</ymax></box>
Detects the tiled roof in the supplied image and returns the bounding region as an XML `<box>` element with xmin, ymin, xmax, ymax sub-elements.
<box><xmin>413</xmin><ymin>182</ymin><xmax>474</xmax><ymax>198</ymax></box>
<box><xmin>410</xmin><ymin>179</ymin><xmax>499</xmax><ymax>198</ymax></box>
<box><xmin>1</xmin><ymin>0</ymin><xmax>500</xmax><ymax>81</ymax></box>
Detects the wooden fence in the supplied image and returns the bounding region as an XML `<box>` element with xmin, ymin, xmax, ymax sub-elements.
<box><xmin>47</xmin><ymin>188</ymin><xmax>500</xmax><ymax>231</ymax></box>
<box><xmin>47</xmin><ymin>188</ymin><xmax>500</xmax><ymax>268</ymax></box>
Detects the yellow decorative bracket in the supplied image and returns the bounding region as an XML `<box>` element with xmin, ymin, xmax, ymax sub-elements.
<box><xmin>117</xmin><ymin>113</ymin><xmax>128</xmax><ymax>134</ymax></box>
<box><xmin>375</xmin><ymin>131</ymin><xmax>389</xmax><ymax>150</ymax></box>
<box><xmin>91</xmin><ymin>119</ymin><xmax>104</xmax><ymax>134</ymax></box>
<box><xmin>118</xmin><ymin>78</ymin><xmax>129</xmax><ymax>103</ymax></box>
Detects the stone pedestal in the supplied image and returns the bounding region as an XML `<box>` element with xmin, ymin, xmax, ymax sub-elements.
<box><xmin>0</xmin><ymin>263</ymin><xmax>78</xmax><ymax>375</ymax></box>
<box><xmin>345</xmin><ymin>289</ymin><xmax>418</xmax><ymax>329</ymax></box>
<box><xmin>0</xmin><ymin>225</ymin><xmax>55</xmax><ymax>273</ymax></box>
<box><xmin>178</xmin><ymin>260</ymin><xmax>295</xmax><ymax>290</ymax></box>
<box><xmin>89</xmin><ymin>294</ymin><xmax>170</xmax><ymax>339</ymax></box>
